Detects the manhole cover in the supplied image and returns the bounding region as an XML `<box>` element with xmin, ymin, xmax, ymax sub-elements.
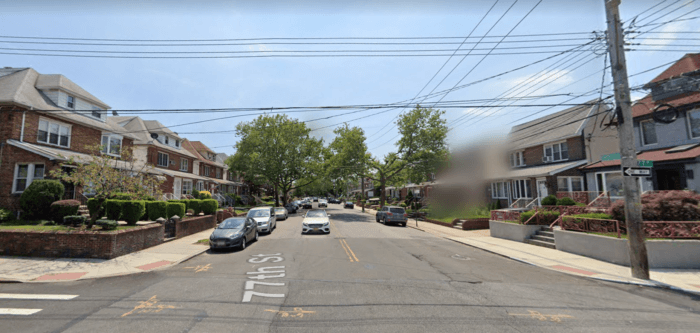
<box><xmin>451</xmin><ymin>254</ymin><xmax>472</xmax><ymax>261</ymax></box>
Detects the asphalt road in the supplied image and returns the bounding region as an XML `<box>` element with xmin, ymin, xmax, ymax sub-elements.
<box><xmin>2</xmin><ymin>203</ymin><xmax>700</xmax><ymax>332</ymax></box>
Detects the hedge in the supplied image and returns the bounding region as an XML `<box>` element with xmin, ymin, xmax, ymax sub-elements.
<box><xmin>19</xmin><ymin>179</ymin><xmax>64</xmax><ymax>220</ymax></box>
<box><xmin>520</xmin><ymin>210</ymin><xmax>560</xmax><ymax>225</ymax></box>
<box><xmin>556</xmin><ymin>197</ymin><xmax>577</xmax><ymax>206</ymax></box>
<box><xmin>147</xmin><ymin>201</ymin><xmax>167</xmax><ymax>220</ymax></box>
<box><xmin>96</xmin><ymin>219</ymin><xmax>118</xmax><ymax>230</ymax></box>
<box><xmin>111</xmin><ymin>192</ymin><xmax>137</xmax><ymax>200</ymax></box>
<box><xmin>568</xmin><ymin>213</ymin><xmax>614</xmax><ymax>220</ymax></box>
<box><xmin>199</xmin><ymin>191</ymin><xmax>212</xmax><ymax>199</ymax></box>
<box><xmin>541</xmin><ymin>195</ymin><xmax>558</xmax><ymax>206</ymax></box>
<box><xmin>104</xmin><ymin>200</ymin><xmax>125</xmax><ymax>220</ymax></box>
<box><xmin>87</xmin><ymin>198</ymin><xmax>105</xmax><ymax>220</ymax></box>
<box><xmin>166</xmin><ymin>202</ymin><xmax>186</xmax><ymax>219</ymax></box>
<box><xmin>189</xmin><ymin>199</ymin><xmax>203</xmax><ymax>215</ymax></box>
<box><xmin>63</xmin><ymin>215</ymin><xmax>86</xmax><ymax>227</ymax></box>
<box><xmin>121</xmin><ymin>200</ymin><xmax>146</xmax><ymax>225</ymax></box>
<box><xmin>50</xmin><ymin>200</ymin><xmax>80</xmax><ymax>224</ymax></box>
<box><xmin>201</xmin><ymin>199</ymin><xmax>218</xmax><ymax>215</ymax></box>
<box><xmin>0</xmin><ymin>208</ymin><xmax>12</xmax><ymax>222</ymax></box>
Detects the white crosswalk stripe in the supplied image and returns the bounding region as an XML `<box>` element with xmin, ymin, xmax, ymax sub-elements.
<box><xmin>0</xmin><ymin>293</ymin><xmax>78</xmax><ymax>316</ymax></box>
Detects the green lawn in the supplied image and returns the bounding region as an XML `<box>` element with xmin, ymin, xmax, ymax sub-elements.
<box><xmin>584</xmin><ymin>231</ymin><xmax>695</xmax><ymax>240</ymax></box>
<box><xmin>0</xmin><ymin>220</ymin><xmax>145</xmax><ymax>232</ymax></box>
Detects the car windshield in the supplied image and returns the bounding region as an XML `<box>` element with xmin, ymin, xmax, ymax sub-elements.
<box><xmin>275</xmin><ymin>208</ymin><xmax>285</xmax><ymax>213</ymax></box>
<box><xmin>390</xmin><ymin>208</ymin><xmax>405</xmax><ymax>213</ymax></box>
<box><xmin>248</xmin><ymin>210</ymin><xmax>270</xmax><ymax>217</ymax></box>
<box><xmin>219</xmin><ymin>218</ymin><xmax>245</xmax><ymax>229</ymax></box>
<box><xmin>306</xmin><ymin>210</ymin><xmax>327</xmax><ymax>218</ymax></box>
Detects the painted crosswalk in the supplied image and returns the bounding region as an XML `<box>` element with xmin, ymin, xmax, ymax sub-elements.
<box><xmin>0</xmin><ymin>293</ymin><xmax>78</xmax><ymax>316</ymax></box>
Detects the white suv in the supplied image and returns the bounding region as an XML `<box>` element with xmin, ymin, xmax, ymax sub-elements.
<box><xmin>318</xmin><ymin>199</ymin><xmax>328</xmax><ymax>208</ymax></box>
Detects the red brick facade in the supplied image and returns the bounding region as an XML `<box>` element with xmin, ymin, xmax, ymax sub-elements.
<box><xmin>175</xmin><ymin>215</ymin><xmax>216</xmax><ymax>238</ymax></box>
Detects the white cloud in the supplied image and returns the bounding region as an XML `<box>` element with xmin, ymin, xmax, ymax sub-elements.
<box><xmin>637</xmin><ymin>20</ymin><xmax>689</xmax><ymax>51</ymax></box>
<box><xmin>495</xmin><ymin>69</ymin><xmax>576</xmax><ymax>97</ymax></box>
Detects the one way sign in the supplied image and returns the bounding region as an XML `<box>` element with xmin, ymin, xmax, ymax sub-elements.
<box><xmin>623</xmin><ymin>167</ymin><xmax>651</xmax><ymax>177</ymax></box>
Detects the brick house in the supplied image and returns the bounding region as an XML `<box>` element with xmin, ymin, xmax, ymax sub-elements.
<box><xmin>488</xmin><ymin>99</ymin><xmax>617</xmax><ymax>207</ymax></box>
<box><xmin>182</xmin><ymin>140</ymin><xmax>236</xmax><ymax>195</ymax></box>
<box><xmin>0</xmin><ymin>67</ymin><xmax>145</xmax><ymax>211</ymax></box>
<box><xmin>581</xmin><ymin>53</ymin><xmax>700</xmax><ymax>196</ymax></box>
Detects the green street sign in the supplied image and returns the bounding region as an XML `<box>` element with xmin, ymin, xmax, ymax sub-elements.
<box><xmin>601</xmin><ymin>153</ymin><xmax>621</xmax><ymax>161</ymax></box>
<box><xmin>637</xmin><ymin>160</ymin><xmax>653</xmax><ymax>168</ymax></box>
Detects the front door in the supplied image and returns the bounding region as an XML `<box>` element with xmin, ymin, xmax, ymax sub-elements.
<box><xmin>174</xmin><ymin>178</ymin><xmax>182</xmax><ymax>199</ymax></box>
<box><xmin>537</xmin><ymin>179</ymin><xmax>548</xmax><ymax>204</ymax></box>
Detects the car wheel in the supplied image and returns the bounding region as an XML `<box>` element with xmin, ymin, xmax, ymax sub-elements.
<box><xmin>376</xmin><ymin>216</ymin><xmax>379</xmax><ymax>222</ymax></box>
<box><xmin>254</xmin><ymin>231</ymin><xmax>259</xmax><ymax>241</ymax></box>
<box><xmin>383</xmin><ymin>217</ymin><xmax>388</xmax><ymax>225</ymax></box>
<box><xmin>240</xmin><ymin>238</ymin><xmax>246</xmax><ymax>250</ymax></box>
<box><xmin>402</xmin><ymin>222</ymin><xmax>407</xmax><ymax>227</ymax></box>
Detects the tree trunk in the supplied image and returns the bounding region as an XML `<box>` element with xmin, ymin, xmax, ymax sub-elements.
<box><xmin>274</xmin><ymin>184</ymin><xmax>279</xmax><ymax>207</ymax></box>
<box><xmin>380</xmin><ymin>176</ymin><xmax>387</xmax><ymax>209</ymax></box>
<box><xmin>360</xmin><ymin>175</ymin><xmax>365</xmax><ymax>213</ymax></box>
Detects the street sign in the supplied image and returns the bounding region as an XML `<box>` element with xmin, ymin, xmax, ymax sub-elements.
<box><xmin>637</xmin><ymin>160</ymin><xmax>653</xmax><ymax>168</ymax></box>
<box><xmin>601</xmin><ymin>153</ymin><xmax>621</xmax><ymax>161</ymax></box>
<box><xmin>623</xmin><ymin>167</ymin><xmax>651</xmax><ymax>177</ymax></box>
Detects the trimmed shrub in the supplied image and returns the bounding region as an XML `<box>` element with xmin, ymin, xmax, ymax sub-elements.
<box><xmin>199</xmin><ymin>191</ymin><xmax>212</xmax><ymax>199</ymax></box>
<box><xmin>121</xmin><ymin>200</ymin><xmax>146</xmax><ymax>225</ymax></box>
<box><xmin>189</xmin><ymin>199</ymin><xmax>203</xmax><ymax>215</ymax></box>
<box><xmin>541</xmin><ymin>195</ymin><xmax>558</xmax><ymax>206</ymax></box>
<box><xmin>180</xmin><ymin>199</ymin><xmax>191</xmax><ymax>211</ymax></box>
<box><xmin>201</xmin><ymin>199</ymin><xmax>218</xmax><ymax>215</ymax></box>
<box><xmin>63</xmin><ymin>215</ymin><xmax>86</xmax><ymax>227</ymax></box>
<box><xmin>87</xmin><ymin>198</ymin><xmax>105</xmax><ymax>220</ymax></box>
<box><xmin>96</xmin><ymin>219</ymin><xmax>118</xmax><ymax>230</ymax></box>
<box><xmin>50</xmin><ymin>200</ymin><xmax>80</xmax><ymax>224</ymax></box>
<box><xmin>110</xmin><ymin>192</ymin><xmax>136</xmax><ymax>200</ymax></box>
<box><xmin>166</xmin><ymin>202</ymin><xmax>186</xmax><ymax>219</ymax></box>
<box><xmin>520</xmin><ymin>210</ymin><xmax>560</xmax><ymax>225</ymax></box>
<box><xmin>147</xmin><ymin>201</ymin><xmax>167</xmax><ymax>220</ymax></box>
<box><xmin>0</xmin><ymin>208</ymin><xmax>12</xmax><ymax>222</ymax></box>
<box><xmin>569</xmin><ymin>213</ymin><xmax>614</xmax><ymax>220</ymax></box>
<box><xmin>556</xmin><ymin>197</ymin><xmax>577</xmax><ymax>206</ymax></box>
<box><xmin>104</xmin><ymin>200</ymin><xmax>125</xmax><ymax>220</ymax></box>
<box><xmin>192</xmin><ymin>189</ymin><xmax>200</xmax><ymax>200</ymax></box>
<box><xmin>19</xmin><ymin>180</ymin><xmax>64</xmax><ymax>220</ymax></box>
<box><xmin>611</xmin><ymin>190</ymin><xmax>700</xmax><ymax>221</ymax></box>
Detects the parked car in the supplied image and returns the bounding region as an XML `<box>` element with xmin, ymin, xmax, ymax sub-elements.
<box><xmin>344</xmin><ymin>201</ymin><xmax>354</xmax><ymax>209</ymax></box>
<box><xmin>209</xmin><ymin>217</ymin><xmax>258</xmax><ymax>251</ymax></box>
<box><xmin>247</xmin><ymin>206</ymin><xmax>277</xmax><ymax>234</ymax></box>
<box><xmin>313</xmin><ymin>197</ymin><xmax>318</xmax><ymax>202</ymax></box>
<box><xmin>302</xmin><ymin>201</ymin><xmax>313</xmax><ymax>209</ymax></box>
<box><xmin>318</xmin><ymin>199</ymin><xmax>328</xmax><ymax>208</ymax></box>
<box><xmin>302</xmin><ymin>209</ymin><xmax>331</xmax><ymax>234</ymax></box>
<box><xmin>285</xmin><ymin>203</ymin><xmax>298</xmax><ymax>214</ymax></box>
<box><xmin>275</xmin><ymin>207</ymin><xmax>289</xmax><ymax>220</ymax></box>
<box><xmin>375</xmin><ymin>206</ymin><xmax>408</xmax><ymax>227</ymax></box>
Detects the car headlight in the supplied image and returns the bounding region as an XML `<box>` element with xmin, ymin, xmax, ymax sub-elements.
<box><xmin>323</xmin><ymin>222</ymin><xmax>329</xmax><ymax>226</ymax></box>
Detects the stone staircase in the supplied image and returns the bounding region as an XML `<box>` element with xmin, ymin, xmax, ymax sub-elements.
<box><xmin>525</xmin><ymin>226</ymin><xmax>556</xmax><ymax>249</ymax></box>
<box><xmin>453</xmin><ymin>220</ymin><xmax>463</xmax><ymax>229</ymax></box>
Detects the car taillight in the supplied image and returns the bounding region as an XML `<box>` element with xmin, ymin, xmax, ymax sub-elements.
<box><xmin>387</xmin><ymin>212</ymin><xmax>393</xmax><ymax>216</ymax></box>
<box><xmin>403</xmin><ymin>213</ymin><xmax>407</xmax><ymax>217</ymax></box>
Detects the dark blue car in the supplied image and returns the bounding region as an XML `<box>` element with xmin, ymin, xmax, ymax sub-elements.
<box><xmin>209</xmin><ymin>217</ymin><xmax>258</xmax><ymax>251</ymax></box>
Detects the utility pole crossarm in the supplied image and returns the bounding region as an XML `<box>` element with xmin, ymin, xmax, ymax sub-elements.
<box><xmin>603</xmin><ymin>0</ymin><xmax>650</xmax><ymax>279</ymax></box>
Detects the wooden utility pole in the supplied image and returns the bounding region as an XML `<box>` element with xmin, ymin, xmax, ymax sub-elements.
<box><xmin>604</xmin><ymin>0</ymin><xmax>649</xmax><ymax>279</ymax></box>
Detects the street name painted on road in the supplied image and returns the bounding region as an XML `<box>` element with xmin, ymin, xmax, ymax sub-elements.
<box><xmin>624</xmin><ymin>167</ymin><xmax>652</xmax><ymax>177</ymax></box>
<box><xmin>242</xmin><ymin>253</ymin><xmax>286</xmax><ymax>302</ymax></box>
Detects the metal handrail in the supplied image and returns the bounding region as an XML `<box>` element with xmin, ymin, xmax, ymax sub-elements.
<box><xmin>525</xmin><ymin>197</ymin><xmax>540</xmax><ymax>209</ymax></box>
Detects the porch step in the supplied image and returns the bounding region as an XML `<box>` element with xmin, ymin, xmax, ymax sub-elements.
<box><xmin>531</xmin><ymin>234</ymin><xmax>555</xmax><ymax>242</ymax></box>
<box><xmin>541</xmin><ymin>227</ymin><xmax>553</xmax><ymax>232</ymax></box>
<box><xmin>525</xmin><ymin>227</ymin><xmax>556</xmax><ymax>249</ymax></box>
<box><xmin>525</xmin><ymin>238</ymin><xmax>557</xmax><ymax>249</ymax></box>
<box><xmin>538</xmin><ymin>231</ymin><xmax>554</xmax><ymax>237</ymax></box>
<box><xmin>453</xmin><ymin>221</ymin><xmax>463</xmax><ymax>229</ymax></box>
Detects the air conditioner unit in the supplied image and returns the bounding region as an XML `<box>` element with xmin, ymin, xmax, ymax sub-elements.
<box><xmin>169</xmin><ymin>160</ymin><xmax>175</xmax><ymax>166</ymax></box>
<box><xmin>542</xmin><ymin>156</ymin><xmax>552</xmax><ymax>163</ymax></box>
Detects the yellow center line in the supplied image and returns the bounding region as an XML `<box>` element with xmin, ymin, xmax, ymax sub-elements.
<box><xmin>342</xmin><ymin>239</ymin><xmax>359</xmax><ymax>262</ymax></box>
<box><xmin>339</xmin><ymin>239</ymin><xmax>355</xmax><ymax>262</ymax></box>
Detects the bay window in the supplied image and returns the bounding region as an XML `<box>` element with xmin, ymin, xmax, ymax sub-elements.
<box><xmin>544</xmin><ymin>141</ymin><xmax>568</xmax><ymax>162</ymax></box>
<box><xmin>491</xmin><ymin>182</ymin><xmax>508</xmax><ymax>199</ymax></box>
<box><xmin>557</xmin><ymin>176</ymin><xmax>584</xmax><ymax>192</ymax></box>
<box><xmin>37</xmin><ymin>119</ymin><xmax>70</xmax><ymax>148</ymax></box>
<box><xmin>13</xmin><ymin>163</ymin><xmax>45</xmax><ymax>193</ymax></box>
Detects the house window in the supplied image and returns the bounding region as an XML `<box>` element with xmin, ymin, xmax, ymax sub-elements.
<box><xmin>37</xmin><ymin>119</ymin><xmax>70</xmax><ymax>148</ymax></box>
<box><xmin>101</xmin><ymin>134</ymin><xmax>122</xmax><ymax>156</ymax></box>
<box><xmin>596</xmin><ymin>172</ymin><xmax>624</xmax><ymax>198</ymax></box>
<box><xmin>157</xmin><ymin>152</ymin><xmax>169</xmax><ymax>167</ymax></box>
<box><xmin>687</xmin><ymin>109</ymin><xmax>700</xmax><ymax>139</ymax></box>
<box><xmin>510</xmin><ymin>151</ymin><xmax>524</xmax><ymax>167</ymax></box>
<box><xmin>204</xmin><ymin>166</ymin><xmax>210</xmax><ymax>177</ymax></box>
<box><xmin>165</xmin><ymin>136</ymin><xmax>169</xmax><ymax>145</ymax></box>
<box><xmin>180</xmin><ymin>159</ymin><xmax>188</xmax><ymax>172</ymax></box>
<box><xmin>182</xmin><ymin>180</ymin><xmax>192</xmax><ymax>195</ymax></box>
<box><xmin>67</xmin><ymin>95</ymin><xmax>75</xmax><ymax>109</ymax></box>
<box><xmin>196</xmin><ymin>181</ymin><xmax>204</xmax><ymax>191</ymax></box>
<box><xmin>544</xmin><ymin>142</ymin><xmax>569</xmax><ymax>162</ymax></box>
<box><xmin>491</xmin><ymin>182</ymin><xmax>508</xmax><ymax>199</ymax></box>
<box><xmin>640</xmin><ymin>120</ymin><xmax>658</xmax><ymax>145</ymax></box>
<box><xmin>91</xmin><ymin>106</ymin><xmax>102</xmax><ymax>119</ymax></box>
<box><xmin>216</xmin><ymin>169</ymin><xmax>221</xmax><ymax>178</ymax></box>
<box><xmin>175</xmin><ymin>140</ymin><xmax>180</xmax><ymax>148</ymax></box>
<box><xmin>510</xmin><ymin>179</ymin><xmax>532</xmax><ymax>199</ymax></box>
<box><xmin>13</xmin><ymin>163</ymin><xmax>45</xmax><ymax>193</ymax></box>
<box><xmin>557</xmin><ymin>176</ymin><xmax>584</xmax><ymax>192</ymax></box>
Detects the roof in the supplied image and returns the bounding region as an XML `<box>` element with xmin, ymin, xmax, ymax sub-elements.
<box><xmin>632</xmin><ymin>54</ymin><xmax>700</xmax><ymax>118</ymax></box>
<box><xmin>142</xmin><ymin>120</ymin><xmax>183</xmax><ymax>140</ymax></box>
<box><xmin>581</xmin><ymin>144</ymin><xmax>700</xmax><ymax>169</ymax></box>
<box><xmin>0</xmin><ymin>68</ymin><xmax>134</xmax><ymax>138</ymax></box>
<box><xmin>110</xmin><ymin>116</ymin><xmax>197</xmax><ymax>158</ymax></box>
<box><xmin>6</xmin><ymin>139</ymin><xmax>160</xmax><ymax>173</ymax></box>
<box><xmin>35</xmin><ymin>74</ymin><xmax>109</xmax><ymax>109</ymax></box>
<box><xmin>647</xmin><ymin>53</ymin><xmax>700</xmax><ymax>85</ymax></box>
<box><xmin>157</xmin><ymin>168</ymin><xmax>207</xmax><ymax>181</ymax></box>
<box><xmin>182</xmin><ymin>139</ymin><xmax>226</xmax><ymax>167</ymax></box>
<box><xmin>507</xmin><ymin>100</ymin><xmax>602</xmax><ymax>150</ymax></box>
<box><xmin>189</xmin><ymin>141</ymin><xmax>216</xmax><ymax>155</ymax></box>
<box><xmin>488</xmin><ymin>160</ymin><xmax>588</xmax><ymax>179</ymax></box>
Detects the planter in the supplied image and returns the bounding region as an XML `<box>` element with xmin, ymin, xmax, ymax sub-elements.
<box><xmin>489</xmin><ymin>220</ymin><xmax>542</xmax><ymax>242</ymax></box>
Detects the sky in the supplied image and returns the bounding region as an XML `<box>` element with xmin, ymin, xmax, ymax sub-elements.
<box><xmin>1</xmin><ymin>0</ymin><xmax>698</xmax><ymax>158</ymax></box>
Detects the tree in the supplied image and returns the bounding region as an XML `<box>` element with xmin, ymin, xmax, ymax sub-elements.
<box><xmin>326</xmin><ymin>124</ymin><xmax>370</xmax><ymax>198</ymax></box>
<box><xmin>49</xmin><ymin>144</ymin><xmax>164</xmax><ymax>225</ymax></box>
<box><xmin>227</xmin><ymin>114</ymin><xmax>324</xmax><ymax>206</ymax></box>
<box><xmin>366</xmin><ymin>106</ymin><xmax>448</xmax><ymax>208</ymax></box>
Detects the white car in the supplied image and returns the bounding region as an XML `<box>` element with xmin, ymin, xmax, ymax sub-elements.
<box><xmin>274</xmin><ymin>207</ymin><xmax>289</xmax><ymax>220</ymax></box>
<box><xmin>247</xmin><ymin>207</ymin><xmax>277</xmax><ymax>234</ymax></box>
<box><xmin>302</xmin><ymin>209</ymin><xmax>331</xmax><ymax>234</ymax></box>
<box><xmin>318</xmin><ymin>199</ymin><xmax>328</xmax><ymax>208</ymax></box>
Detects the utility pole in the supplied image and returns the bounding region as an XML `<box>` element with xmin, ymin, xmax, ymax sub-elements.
<box><xmin>361</xmin><ymin>175</ymin><xmax>365</xmax><ymax>213</ymax></box>
<box><xmin>604</xmin><ymin>0</ymin><xmax>649</xmax><ymax>279</ymax></box>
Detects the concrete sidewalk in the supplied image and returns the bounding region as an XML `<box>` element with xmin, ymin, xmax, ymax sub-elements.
<box><xmin>0</xmin><ymin>228</ymin><xmax>214</xmax><ymax>283</ymax></box>
<box><xmin>408</xmin><ymin>220</ymin><xmax>700</xmax><ymax>295</ymax></box>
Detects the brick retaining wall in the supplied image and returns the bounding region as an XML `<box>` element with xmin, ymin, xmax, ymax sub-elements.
<box><xmin>461</xmin><ymin>218</ymin><xmax>490</xmax><ymax>230</ymax></box>
<box><xmin>176</xmin><ymin>214</ymin><xmax>216</xmax><ymax>238</ymax></box>
<box><xmin>0</xmin><ymin>224</ymin><xmax>164</xmax><ymax>259</ymax></box>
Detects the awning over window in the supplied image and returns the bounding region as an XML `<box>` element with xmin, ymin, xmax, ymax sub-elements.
<box><xmin>488</xmin><ymin>160</ymin><xmax>588</xmax><ymax>180</ymax></box>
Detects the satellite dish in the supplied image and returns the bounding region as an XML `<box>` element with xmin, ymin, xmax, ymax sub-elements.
<box><xmin>150</xmin><ymin>133</ymin><xmax>159</xmax><ymax>139</ymax></box>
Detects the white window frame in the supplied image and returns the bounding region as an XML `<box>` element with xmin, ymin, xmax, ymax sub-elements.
<box><xmin>216</xmin><ymin>168</ymin><xmax>221</xmax><ymax>178</ymax></box>
<box><xmin>180</xmin><ymin>159</ymin><xmax>188</xmax><ymax>172</ymax></box>
<box><xmin>157</xmin><ymin>152</ymin><xmax>169</xmax><ymax>167</ymax></box>
<box><xmin>510</xmin><ymin>151</ymin><xmax>524</xmax><ymax>167</ymax></box>
<box><xmin>491</xmin><ymin>181</ymin><xmax>508</xmax><ymax>199</ymax></box>
<box><xmin>595</xmin><ymin>171</ymin><xmax>643</xmax><ymax>199</ymax></box>
<box><xmin>686</xmin><ymin>108</ymin><xmax>700</xmax><ymax>139</ymax></box>
<box><xmin>182</xmin><ymin>180</ymin><xmax>193</xmax><ymax>195</ymax></box>
<box><xmin>100</xmin><ymin>133</ymin><xmax>123</xmax><ymax>157</ymax></box>
<box><xmin>37</xmin><ymin>118</ymin><xmax>71</xmax><ymax>148</ymax></box>
<box><xmin>543</xmin><ymin>141</ymin><xmax>569</xmax><ymax>162</ymax></box>
<box><xmin>91</xmin><ymin>106</ymin><xmax>102</xmax><ymax>120</ymax></box>
<box><xmin>557</xmin><ymin>176</ymin><xmax>584</xmax><ymax>192</ymax></box>
<box><xmin>510</xmin><ymin>179</ymin><xmax>532</xmax><ymax>199</ymax></box>
<box><xmin>66</xmin><ymin>95</ymin><xmax>75</xmax><ymax>109</ymax></box>
<box><xmin>12</xmin><ymin>163</ymin><xmax>45</xmax><ymax>193</ymax></box>
<box><xmin>196</xmin><ymin>181</ymin><xmax>204</xmax><ymax>191</ymax></box>
<box><xmin>640</xmin><ymin>120</ymin><xmax>658</xmax><ymax>146</ymax></box>
<box><xmin>204</xmin><ymin>165</ymin><xmax>210</xmax><ymax>177</ymax></box>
